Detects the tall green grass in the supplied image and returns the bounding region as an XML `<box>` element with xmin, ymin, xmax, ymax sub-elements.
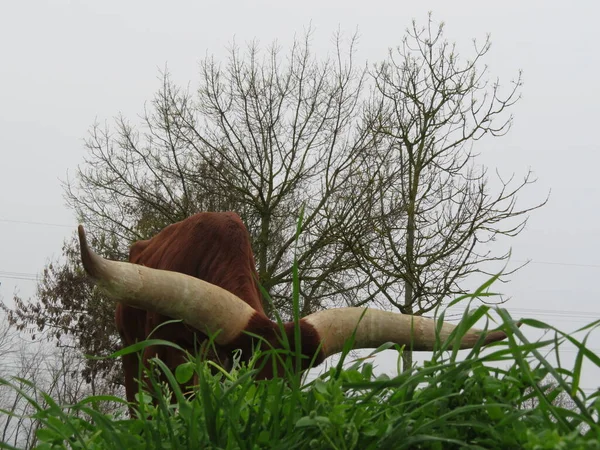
<box><xmin>1</xmin><ymin>282</ymin><xmax>599</xmax><ymax>449</ymax></box>
<box><xmin>2</xmin><ymin>214</ymin><xmax>599</xmax><ymax>449</ymax></box>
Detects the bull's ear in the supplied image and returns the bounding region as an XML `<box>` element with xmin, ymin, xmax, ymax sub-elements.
<box><xmin>129</xmin><ymin>239</ymin><xmax>150</xmax><ymax>262</ymax></box>
<box><xmin>77</xmin><ymin>225</ymin><xmax>257</xmax><ymax>345</ymax></box>
<box><xmin>303</xmin><ymin>307</ymin><xmax>513</xmax><ymax>358</ymax></box>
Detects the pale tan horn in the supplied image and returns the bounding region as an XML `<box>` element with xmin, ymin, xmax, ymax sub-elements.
<box><xmin>304</xmin><ymin>307</ymin><xmax>511</xmax><ymax>357</ymax></box>
<box><xmin>77</xmin><ymin>225</ymin><xmax>256</xmax><ymax>345</ymax></box>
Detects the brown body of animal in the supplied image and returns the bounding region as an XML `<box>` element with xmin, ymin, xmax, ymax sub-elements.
<box><xmin>116</xmin><ymin>212</ymin><xmax>264</xmax><ymax>404</ymax></box>
<box><xmin>78</xmin><ymin>212</ymin><xmax>514</xmax><ymax>407</ymax></box>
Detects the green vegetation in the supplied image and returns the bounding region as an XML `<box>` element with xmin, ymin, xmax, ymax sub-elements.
<box><xmin>1</xmin><ymin>297</ymin><xmax>599</xmax><ymax>449</ymax></box>
<box><xmin>1</xmin><ymin>218</ymin><xmax>594</xmax><ymax>449</ymax></box>
<box><xmin>1</xmin><ymin>216</ymin><xmax>595</xmax><ymax>449</ymax></box>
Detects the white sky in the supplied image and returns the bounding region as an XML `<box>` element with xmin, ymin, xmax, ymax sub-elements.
<box><xmin>1</xmin><ymin>1</ymin><xmax>598</xmax><ymax>391</ymax></box>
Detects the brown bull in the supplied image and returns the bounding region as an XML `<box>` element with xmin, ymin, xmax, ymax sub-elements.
<box><xmin>77</xmin><ymin>212</ymin><xmax>512</xmax><ymax>404</ymax></box>
<box><xmin>114</xmin><ymin>212</ymin><xmax>262</xmax><ymax>404</ymax></box>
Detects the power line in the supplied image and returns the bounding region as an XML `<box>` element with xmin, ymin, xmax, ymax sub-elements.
<box><xmin>515</xmin><ymin>259</ymin><xmax>600</xmax><ymax>269</ymax></box>
<box><xmin>0</xmin><ymin>276</ymin><xmax>38</xmax><ymax>282</ymax></box>
<box><xmin>0</xmin><ymin>271</ymin><xmax>39</xmax><ymax>278</ymax></box>
<box><xmin>444</xmin><ymin>307</ymin><xmax>600</xmax><ymax>320</ymax></box>
<box><xmin>504</xmin><ymin>307</ymin><xmax>600</xmax><ymax>317</ymax></box>
<box><xmin>0</xmin><ymin>218</ymin><xmax>74</xmax><ymax>229</ymax></box>
<box><xmin>0</xmin><ymin>271</ymin><xmax>37</xmax><ymax>277</ymax></box>
<box><xmin>0</xmin><ymin>271</ymin><xmax>40</xmax><ymax>282</ymax></box>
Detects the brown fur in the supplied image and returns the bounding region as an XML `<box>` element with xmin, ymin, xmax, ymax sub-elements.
<box><xmin>117</xmin><ymin>212</ymin><xmax>262</xmax><ymax>404</ymax></box>
<box><xmin>226</xmin><ymin>312</ymin><xmax>325</xmax><ymax>379</ymax></box>
<box><xmin>115</xmin><ymin>212</ymin><xmax>326</xmax><ymax>406</ymax></box>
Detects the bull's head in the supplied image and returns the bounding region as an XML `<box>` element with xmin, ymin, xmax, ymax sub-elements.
<box><xmin>78</xmin><ymin>225</ymin><xmax>513</xmax><ymax>377</ymax></box>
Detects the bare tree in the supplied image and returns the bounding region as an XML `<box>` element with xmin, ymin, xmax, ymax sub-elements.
<box><xmin>0</xmin><ymin>321</ymin><xmax>47</xmax><ymax>449</ymax></box>
<box><xmin>1</xmin><ymin>235</ymin><xmax>122</xmax><ymax>383</ymax></box>
<box><xmin>0</xmin><ymin>318</ymin><xmax>122</xmax><ymax>449</ymax></box>
<box><xmin>64</xmin><ymin>30</ymin><xmax>375</xmax><ymax>317</ymax></box>
<box><xmin>0</xmin><ymin>312</ymin><xmax>22</xmax><ymax>445</ymax></box>
<box><xmin>0</xmin><ymin>314</ymin><xmax>17</xmax><ymax>374</ymax></box>
<box><xmin>344</xmin><ymin>17</ymin><xmax>545</xmax><ymax>369</ymax></box>
<box><xmin>41</xmin><ymin>343</ymin><xmax>123</xmax><ymax>414</ymax></box>
<box><xmin>520</xmin><ymin>374</ymin><xmax>578</xmax><ymax>411</ymax></box>
<box><xmin>4</xmin><ymin>20</ymin><xmax>543</xmax><ymax>378</ymax></box>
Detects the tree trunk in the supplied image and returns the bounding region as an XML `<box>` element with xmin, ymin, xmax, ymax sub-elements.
<box><xmin>401</xmin><ymin>202</ymin><xmax>416</xmax><ymax>372</ymax></box>
<box><xmin>401</xmin><ymin>151</ymin><xmax>420</xmax><ymax>373</ymax></box>
<box><xmin>258</xmin><ymin>212</ymin><xmax>271</xmax><ymax>315</ymax></box>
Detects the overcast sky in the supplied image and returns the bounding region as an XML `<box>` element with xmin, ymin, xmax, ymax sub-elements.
<box><xmin>1</xmin><ymin>1</ymin><xmax>598</xmax><ymax>390</ymax></box>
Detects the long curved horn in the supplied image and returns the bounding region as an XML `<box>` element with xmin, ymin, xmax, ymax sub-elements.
<box><xmin>304</xmin><ymin>307</ymin><xmax>512</xmax><ymax>358</ymax></box>
<box><xmin>77</xmin><ymin>225</ymin><xmax>256</xmax><ymax>345</ymax></box>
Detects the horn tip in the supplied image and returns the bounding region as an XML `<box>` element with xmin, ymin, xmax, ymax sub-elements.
<box><xmin>77</xmin><ymin>225</ymin><xmax>97</xmax><ymax>278</ymax></box>
<box><xmin>488</xmin><ymin>330</ymin><xmax>509</xmax><ymax>343</ymax></box>
<box><xmin>484</xmin><ymin>321</ymin><xmax>521</xmax><ymax>345</ymax></box>
<box><xmin>77</xmin><ymin>225</ymin><xmax>86</xmax><ymax>245</ymax></box>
